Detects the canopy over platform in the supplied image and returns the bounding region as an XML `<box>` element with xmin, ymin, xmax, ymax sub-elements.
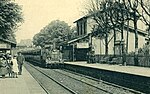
<box><xmin>0</xmin><ymin>38</ymin><xmax>16</xmax><ymax>50</ymax></box>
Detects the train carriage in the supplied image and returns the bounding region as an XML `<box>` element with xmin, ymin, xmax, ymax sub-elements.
<box><xmin>22</xmin><ymin>49</ymin><xmax>46</xmax><ymax>66</ymax></box>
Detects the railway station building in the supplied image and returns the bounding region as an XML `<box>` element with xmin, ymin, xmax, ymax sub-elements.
<box><xmin>67</xmin><ymin>13</ymin><xmax>147</xmax><ymax>62</ymax></box>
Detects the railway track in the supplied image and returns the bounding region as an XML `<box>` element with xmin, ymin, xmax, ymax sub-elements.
<box><xmin>54</xmin><ymin>69</ymin><xmax>144</xmax><ymax>94</ymax></box>
<box><xmin>24</xmin><ymin>62</ymin><xmax>77</xmax><ymax>94</ymax></box>
<box><xmin>44</xmin><ymin>69</ymin><xmax>143</xmax><ymax>94</ymax></box>
<box><xmin>25</xmin><ymin>62</ymin><xmax>113</xmax><ymax>94</ymax></box>
<box><xmin>25</xmin><ymin>62</ymin><xmax>144</xmax><ymax>94</ymax></box>
<box><xmin>41</xmin><ymin>70</ymin><xmax>113</xmax><ymax>94</ymax></box>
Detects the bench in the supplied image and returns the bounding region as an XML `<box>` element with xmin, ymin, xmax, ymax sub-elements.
<box><xmin>109</xmin><ymin>57</ymin><xmax>118</xmax><ymax>64</ymax></box>
<box><xmin>100</xmin><ymin>57</ymin><xmax>110</xmax><ymax>63</ymax></box>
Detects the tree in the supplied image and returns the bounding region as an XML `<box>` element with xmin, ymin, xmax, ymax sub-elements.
<box><xmin>33</xmin><ymin>33</ymin><xmax>46</xmax><ymax>47</ymax></box>
<box><xmin>0</xmin><ymin>0</ymin><xmax>23</xmax><ymax>41</ymax></box>
<box><xmin>85</xmin><ymin>0</ymin><xmax>114</xmax><ymax>55</ymax></box>
<box><xmin>123</xmin><ymin>0</ymin><xmax>150</xmax><ymax>65</ymax></box>
<box><xmin>33</xmin><ymin>20</ymin><xmax>72</xmax><ymax>48</ymax></box>
<box><xmin>85</xmin><ymin>0</ymin><xmax>129</xmax><ymax>55</ymax></box>
<box><xmin>69</xmin><ymin>26</ymin><xmax>77</xmax><ymax>40</ymax></box>
<box><xmin>139</xmin><ymin>0</ymin><xmax>150</xmax><ymax>35</ymax></box>
<box><xmin>85</xmin><ymin>0</ymin><xmax>150</xmax><ymax>65</ymax></box>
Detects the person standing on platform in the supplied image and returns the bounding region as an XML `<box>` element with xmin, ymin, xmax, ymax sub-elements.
<box><xmin>0</xmin><ymin>54</ymin><xmax>8</xmax><ymax>78</ymax></box>
<box><xmin>12</xmin><ymin>56</ymin><xmax>19</xmax><ymax>77</ymax></box>
<box><xmin>16</xmin><ymin>52</ymin><xmax>25</xmax><ymax>75</ymax></box>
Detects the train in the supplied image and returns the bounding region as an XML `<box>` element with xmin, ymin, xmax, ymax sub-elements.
<box><xmin>21</xmin><ymin>48</ymin><xmax>64</xmax><ymax>68</ymax></box>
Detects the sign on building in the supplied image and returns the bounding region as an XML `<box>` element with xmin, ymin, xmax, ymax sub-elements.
<box><xmin>0</xmin><ymin>43</ymin><xmax>11</xmax><ymax>49</ymax></box>
<box><xmin>76</xmin><ymin>43</ymin><xmax>89</xmax><ymax>48</ymax></box>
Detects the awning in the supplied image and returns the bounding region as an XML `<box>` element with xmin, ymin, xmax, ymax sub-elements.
<box><xmin>0</xmin><ymin>38</ymin><xmax>16</xmax><ymax>48</ymax></box>
<box><xmin>68</xmin><ymin>34</ymin><xmax>89</xmax><ymax>44</ymax></box>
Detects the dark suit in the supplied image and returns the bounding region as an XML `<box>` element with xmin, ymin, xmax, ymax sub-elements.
<box><xmin>16</xmin><ymin>55</ymin><xmax>25</xmax><ymax>74</ymax></box>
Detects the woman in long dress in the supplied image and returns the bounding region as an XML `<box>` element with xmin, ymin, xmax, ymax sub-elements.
<box><xmin>0</xmin><ymin>55</ymin><xmax>9</xmax><ymax>78</ymax></box>
<box><xmin>12</xmin><ymin>56</ymin><xmax>19</xmax><ymax>74</ymax></box>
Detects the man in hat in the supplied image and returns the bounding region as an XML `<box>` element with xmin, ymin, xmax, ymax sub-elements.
<box><xmin>16</xmin><ymin>52</ymin><xmax>25</xmax><ymax>75</ymax></box>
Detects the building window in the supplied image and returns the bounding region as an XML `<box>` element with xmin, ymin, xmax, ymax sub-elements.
<box><xmin>77</xmin><ymin>22</ymin><xmax>80</xmax><ymax>36</ymax></box>
<box><xmin>83</xmin><ymin>20</ymin><xmax>87</xmax><ymax>35</ymax></box>
<box><xmin>77</xmin><ymin>19</ymin><xmax>87</xmax><ymax>36</ymax></box>
<box><xmin>80</xmin><ymin>22</ymin><xmax>82</xmax><ymax>35</ymax></box>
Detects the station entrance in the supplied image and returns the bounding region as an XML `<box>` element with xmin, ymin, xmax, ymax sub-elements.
<box><xmin>74</xmin><ymin>48</ymin><xmax>89</xmax><ymax>61</ymax></box>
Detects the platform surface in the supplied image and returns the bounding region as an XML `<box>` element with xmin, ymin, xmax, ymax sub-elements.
<box><xmin>65</xmin><ymin>62</ymin><xmax>150</xmax><ymax>77</ymax></box>
<box><xmin>0</xmin><ymin>66</ymin><xmax>46</xmax><ymax>94</ymax></box>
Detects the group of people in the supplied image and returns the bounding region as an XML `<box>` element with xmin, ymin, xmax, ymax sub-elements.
<box><xmin>0</xmin><ymin>52</ymin><xmax>25</xmax><ymax>78</ymax></box>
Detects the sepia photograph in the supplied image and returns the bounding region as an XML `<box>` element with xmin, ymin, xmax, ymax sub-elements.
<box><xmin>0</xmin><ymin>0</ymin><xmax>150</xmax><ymax>93</ymax></box>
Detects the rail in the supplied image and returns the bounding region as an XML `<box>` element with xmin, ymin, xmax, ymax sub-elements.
<box><xmin>27</xmin><ymin>62</ymin><xmax>78</xmax><ymax>94</ymax></box>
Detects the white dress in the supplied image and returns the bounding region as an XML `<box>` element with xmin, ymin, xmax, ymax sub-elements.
<box><xmin>12</xmin><ymin>58</ymin><xmax>19</xmax><ymax>73</ymax></box>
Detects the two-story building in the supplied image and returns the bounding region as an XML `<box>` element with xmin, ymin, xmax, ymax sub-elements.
<box><xmin>67</xmin><ymin>13</ymin><xmax>147</xmax><ymax>62</ymax></box>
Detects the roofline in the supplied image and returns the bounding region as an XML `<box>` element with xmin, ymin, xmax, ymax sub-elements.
<box><xmin>124</xmin><ymin>25</ymin><xmax>147</xmax><ymax>36</ymax></box>
<box><xmin>74</xmin><ymin>11</ymin><xmax>103</xmax><ymax>23</ymax></box>
<box><xmin>68</xmin><ymin>34</ymin><xmax>89</xmax><ymax>44</ymax></box>
<box><xmin>68</xmin><ymin>24</ymin><xmax>146</xmax><ymax>45</ymax></box>
<box><xmin>0</xmin><ymin>38</ymin><xmax>16</xmax><ymax>45</ymax></box>
<box><xmin>74</xmin><ymin>13</ymin><xmax>147</xmax><ymax>37</ymax></box>
<box><xmin>0</xmin><ymin>38</ymin><xmax>17</xmax><ymax>48</ymax></box>
<box><xmin>74</xmin><ymin>16</ymin><xmax>88</xmax><ymax>23</ymax></box>
<box><xmin>74</xmin><ymin>13</ymin><xmax>96</xmax><ymax>23</ymax></box>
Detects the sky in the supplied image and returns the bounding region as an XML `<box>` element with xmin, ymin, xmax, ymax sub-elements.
<box><xmin>14</xmin><ymin>0</ymin><xmax>86</xmax><ymax>43</ymax></box>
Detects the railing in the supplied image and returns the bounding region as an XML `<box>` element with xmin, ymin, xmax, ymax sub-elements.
<box><xmin>88</xmin><ymin>54</ymin><xmax>150</xmax><ymax>67</ymax></box>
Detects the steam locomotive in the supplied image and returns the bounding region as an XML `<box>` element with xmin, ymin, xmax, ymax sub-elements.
<box><xmin>21</xmin><ymin>48</ymin><xmax>63</xmax><ymax>68</ymax></box>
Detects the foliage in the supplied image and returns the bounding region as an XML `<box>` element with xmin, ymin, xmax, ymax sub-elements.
<box><xmin>69</xmin><ymin>26</ymin><xmax>77</xmax><ymax>40</ymax></box>
<box><xmin>33</xmin><ymin>20</ymin><xmax>73</xmax><ymax>47</ymax></box>
<box><xmin>0</xmin><ymin>0</ymin><xmax>23</xmax><ymax>41</ymax></box>
<box><xmin>85</xmin><ymin>0</ymin><xmax>150</xmax><ymax>37</ymax></box>
<box><xmin>85</xmin><ymin>0</ymin><xmax>121</xmax><ymax>55</ymax></box>
<box><xmin>85</xmin><ymin>0</ymin><xmax>150</xmax><ymax>65</ymax></box>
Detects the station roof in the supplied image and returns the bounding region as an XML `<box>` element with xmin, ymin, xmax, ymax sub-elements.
<box><xmin>0</xmin><ymin>37</ymin><xmax>16</xmax><ymax>48</ymax></box>
<box><xmin>74</xmin><ymin>11</ymin><xmax>101</xmax><ymax>23</ymax></box>
<box><xmin>0</xmin><ymin>37</ymin><xmax>16</xmax><ymax>43</ymax></box>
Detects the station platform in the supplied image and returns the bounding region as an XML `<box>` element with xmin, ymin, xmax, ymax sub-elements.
<box><xmin>65</xmin><ymin>61</ymin><xmax>150</xmax><ymax>77</ymax></box>
<box><xmin>64</xmin><ymin>62</ymin><xmax>150</xmax><ymax>93</ymax></box>
<box><xmin>0</xmin><ymin>66</ymin><xmax>46</xmax><ymax>94</ymax></box>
